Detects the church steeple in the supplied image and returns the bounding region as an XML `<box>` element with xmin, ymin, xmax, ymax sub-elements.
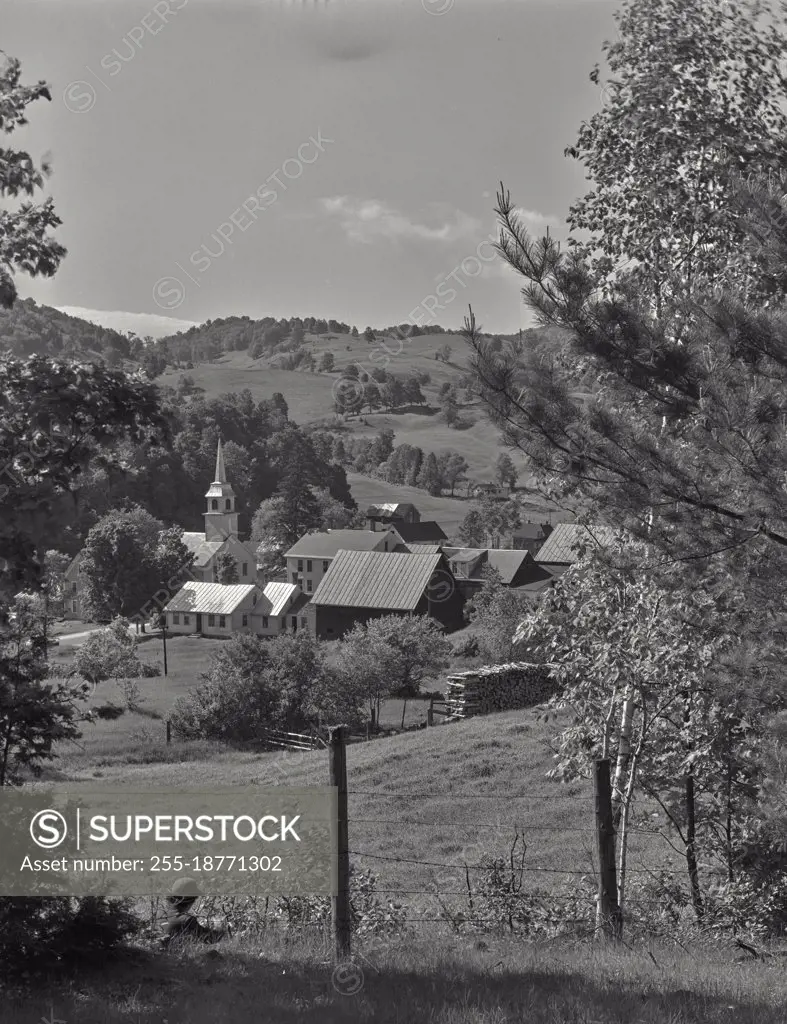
<box><xmin>204</xmin><ymin>439</ymin><xmax>239</xmax><ymax>541</ymax></box>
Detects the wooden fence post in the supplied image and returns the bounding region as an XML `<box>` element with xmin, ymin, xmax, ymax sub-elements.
<box><xmin>594</xmin><ymin>758</ymin><xmax>622</xmax><ymax>940</ymax></box>
<box><xmin>427</xmin><ymin>698</ymin><xmax>434</xmax><ymax>727</ymax></box>
<box><xmin>166</xmin><ymin>719</ymin><xmax>171</xmax><ymax>745</ymax></box>
<box><xmin>328</xmin><ymin>725</ymin><xmax>351</xmax><ymax>961</ymax></box>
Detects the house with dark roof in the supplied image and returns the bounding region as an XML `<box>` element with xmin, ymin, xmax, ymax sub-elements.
<box><xmin>394</xmin><ymin>521</ymin><xmax>448</xmax><ymax>545</ymax></box>
<box><xmin>306</xmin><ymin>549</ymin><xmax>464</xmax><ymax>639</ymax></box>
<box><xmin>284</xmin><ymin>526</ymin><xmax>405</xmax><ymax>597</ymax></box>
<box><xmin>440</xmin><ymin>546</ymin><xmax>558</xmax><ymax>599</ymax></box>
<box><xmin>534</xmin><ymin>522</ymin><xmax>618</xmax><ymax>578</ymax></box>
<box><xmin>485</xmin><ymin>521</ymin><xmax>553</xmax><ymax>556</ymax></box>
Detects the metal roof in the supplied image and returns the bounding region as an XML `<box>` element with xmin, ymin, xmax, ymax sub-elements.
<box><xmin>534</xmin><ymin>523</ymin><xmax>618</xmax><ymax>564</ymax></box>
<box><xmin>165</xmin><ymin>582</ymin><xmax>259</xmax><ymax>615</ymax></box>
<box><xmin>261</xmin><ymin>581</ymin><xmax>298</xmax><ymax>617</ymax></box>
<box><xmin>310</xmin><ymin>550</ymin><xmax>442</xmax><ymax>610</ymax></box>
<box><xmin>285</xmin><ymin>529</ymin><xmax>393</xmax><ymax>559</ymax></box>
<box><xmin>181</xmin><ymin>532</ymin><xmax>225</xmax><ymax>568</ymax></box>
<box><xmin>366</xmin><ymin>502</ymin><xmax>416</xmax><ymax>516</ymax></box>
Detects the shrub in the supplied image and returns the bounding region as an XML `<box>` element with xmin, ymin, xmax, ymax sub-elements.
<box><xmin>0</xmin><ymin>896</ymin><xmax>141</xmax><ymax>972</ymax></box>
<box><xmin>452</xmin><ymin>635</ymin><xmax>480</xmax><ymax>658</ymax></box>
<box><xmin>116</xmin><ymin>677</ymin><xmax>143</xmax><ymax>711</ymax></box>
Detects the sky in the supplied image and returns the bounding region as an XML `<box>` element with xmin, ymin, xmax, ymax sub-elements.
<box><xmin>5</xmin><ymin>0</ymin><xmax>620</xmax><ymax>337</ymax></box>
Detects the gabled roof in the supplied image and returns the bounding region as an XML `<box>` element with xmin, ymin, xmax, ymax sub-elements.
<box><xmin>261</xmin><ymin>581</ymin><xmax>298</xmax><ymax>617</ymax></box>
<box><xmin>441</xmin><ymin>547</ymin><xmax>535</xmax><ymax>585</ymax></box>
<box><xmin>366</xmin><ymin>502</ymin><xmax>417</xmax><ymax>517</ymax></box>
<box><xmin>443</xmin><ymin>546</ymin><xmax>485</xmax><ymax>563</ymax></box>
<box><xmin>311</xmin><ymin>549</ymin><xmax>442</xmax><ymax>610</ymax></box>
<box><xmin>405</xmin><ymin>542</ymin><xmax>443</xmax><ymax>554</ymax></box>
<box><xmin>165</xmin><ymin>581</ymin><xmax>258</xmax><ymax>615</ymax></box>
<box><xmin>534</xmin><ymin>523</ymin><xmax>618</xmax><ymax>564</ymax></box>
<box><xmin>487</xmin><ymin>549</ymin><xmax>535</xmax><ymax>586</ymax></box>
<box><xmin>285</xmin><ymin>529</ymin><xmax>394</xmax><ymax>559</ymax></box>
<box><xmin>181</xmin><ymin>532</ymin><xmax>225</xmax><ymax>568</ymax></box>
<box><xmin>395</xmin><ymin>522</ymin><xmax>447</xmax><ymax>543</ymax></box>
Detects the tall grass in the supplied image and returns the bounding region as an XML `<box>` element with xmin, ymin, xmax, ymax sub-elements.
<box><xmin>4</xmin><ymin>930</ymin><xmax>786</xmax><ymax>1024</ymax></box>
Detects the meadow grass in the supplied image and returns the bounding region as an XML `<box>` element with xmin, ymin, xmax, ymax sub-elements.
<box><xmin>155</xmin><ymin>336</ymin><xmax>536</xmax><ymax>483</ymax></box>
<box><xmin>48</xmin><ymin>633</ymin><xmax>671</xmax><ymax>909</ymax></box>
<box><xmin>4</xmin><ymin>931</ymin><xmax>787</xmax><ymax>1024</ymax></box>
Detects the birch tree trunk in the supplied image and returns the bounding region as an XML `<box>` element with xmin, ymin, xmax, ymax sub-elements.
<box><xmin>611</xmin><ymin>684</ymin><xmax>635</xmax><ymax>829</ymax></box>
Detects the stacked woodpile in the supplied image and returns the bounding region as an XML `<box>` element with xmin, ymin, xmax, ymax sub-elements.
<box><xmin>443</xmin><ymin>661</ymin><xmax>558</xmax><ymax>719</ymax></box>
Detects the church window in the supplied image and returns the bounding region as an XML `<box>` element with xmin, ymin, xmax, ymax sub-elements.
<box><xmin>242</xmin><ymin>614</ymin><xmax>248</xmax><ymax>627</ymax></box>
<box><xmin>262</xmin><ymin>615</ymin><xmax>268</xmax><ymax>628</ymax></box>
<box><xmin>242</xmin><ymin>562</ymin><xmax>248</xmax><ymax>576</ymax></box>
<box><xmin>211</xmin><ymin>499</ymin><xmax>218</xmax><ymax>511</ymax></box>
<box><xmin>173</xmin><ymin>613</ymin><xmax>180</xmax><ymax>625</ymax></box>
<box><xmin>208</xmin><ymin>614</ymin><xmax>215</xmax><ymax>626</ymax></box>
<box><xmin>219</xmin><ymin>615</ymin><xmax>226</xmax><ymax>628</ymax></box>
<box><xmin>252</xmin><ymin>593</ymin><xmax>257</xmax><ymax>605</ymax></box>
<box><xmin>225</xmin><ymin>499</ymin><xmax>231</xmax><ymax>510</ymax></box>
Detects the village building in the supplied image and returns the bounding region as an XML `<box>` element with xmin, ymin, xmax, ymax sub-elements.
<box><xmin>180</xmin><ymin>440</ymin><xmax>258</xmax><ymax>584</ymax></box>
<box><xmin>365</xmin><ymin>502</ymin><xmax>420</xmax><ymax>530</ymax></box>
<box><xmin>393</xmin><ymin>521</ymin><xmax>448</xmax><ymax>546</ymax></box>
<box><xmin>533</xmin><ymin>522</ymin><xmax>618</xmax><ymax>578</ymax></box>
<box><xmin>485</xmin><ymin>521</ymin><xmax>553</xmax><ymax>555</ymax></box>
<box><xmin>471</xmin><ymin>482</ymin><xmax>512</xmax><ymax>501</ymax></box>
<box><xmin>63</xmin><ymin>440</ymin><xmax>258</xmax><ymax>621</ymax></box>
<box><xmin>306</xmin><ymin>548</ymin><xmax>464</xmax><ymax>639</ymax></box>
<box><xmin>283</xmin><ymin>526</ymin><xmax>406</xmax><ymax>596</ymax></box>
<box><xmin>63</xmin><ymin>551</ymin><xmax>84</xmax><ymax>620</ymax></box>
<box><xmin>164</xmin><ymin>579</ymin><xmax>309</xmax><ymax>636</ymax></box>
<box><xmin>441</xmin><ymin>546</ymin><xmax>552</xmax><ymax>594</ymax></box>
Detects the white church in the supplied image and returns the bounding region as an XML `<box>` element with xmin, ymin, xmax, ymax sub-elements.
<box><xmin>66</xmin><ymin>440</ymin><xmax>308</xmax><ymax>635</ymax></box>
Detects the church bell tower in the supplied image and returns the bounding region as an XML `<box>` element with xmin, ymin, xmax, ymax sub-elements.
<box><xmin>204</xmin><ymin>439</ymin><xmax>239</xmax><ymax>541</ymax></box>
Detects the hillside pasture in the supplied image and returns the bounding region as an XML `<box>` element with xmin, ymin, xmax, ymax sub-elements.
<box><xmin>49</xmin><ymin>634</ymin><xmax>670</xmax><ymax>907</ymax></box>
<box><xmin>155</xmin><ymin>332</ymin><xmax>531</xmax><ymax>483</ymax></box>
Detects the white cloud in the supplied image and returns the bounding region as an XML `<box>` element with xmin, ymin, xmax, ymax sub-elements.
<box><xmin>515</xmin><ymin>208</ymin><xmax>562</xmax><ymax>231</ymax></box>
<box><xmin>57</xmin><ymin>306</ymin><xmax>199</xmax><ymax>339</ymax></box>
<box><xmin>319</xmin><ymin>197</ymin><xmax>481</xmax><ymax>244</ymax></box>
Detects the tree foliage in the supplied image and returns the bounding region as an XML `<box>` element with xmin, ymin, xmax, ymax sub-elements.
<box><xmin>0</xmin><ymin>597</ymin><xmax>88</xmax><ymax>786</ymax></box>
<box><xmin>0</xmin><ymin>54</ymin><xmax>66</xmax><ymax>309</ymax></box>
<box><xmin>0</xmin><ymin>357</ymin><xmax>165</xmax><ymax>599</ymax></box>
<box><xmin>79</xmin><ymin>507</ymin><xmax>194</xmax><ymax>622</ymax></box>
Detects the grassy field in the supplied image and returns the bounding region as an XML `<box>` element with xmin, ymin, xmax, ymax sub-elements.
<box><xmin>156</xmin><ymin>333</ymin><xmax>532</xmax><ymax>484</ymax></box>
<box><xmin>49</xmin><ymin>635</ymin><xmax>446</xmax><ymax>778</ymax></box>
<box><xmin>18</xmin><ymin>635</ymin><xmax>775</xmax><ymax>1024</ymax></box>
<box><xmin>6</xmin><ymin>931</ymin><xmax>787</xmax><ymax>1024</ymax></box>
<box><xmin>347</xmin><ymin>472</ymin><xmax>565</xmax><ymax>537</ymax></box>
<box><xmin>47</xmin><ymin>635</ymin><xmax>669</xmax><ymax>906</ymax></box>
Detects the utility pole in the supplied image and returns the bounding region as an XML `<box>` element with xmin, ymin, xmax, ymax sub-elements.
<box><xmin>158</xmin><ymin>613</ymin><xmax>168</xmax><ymax>676</ymax></box>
